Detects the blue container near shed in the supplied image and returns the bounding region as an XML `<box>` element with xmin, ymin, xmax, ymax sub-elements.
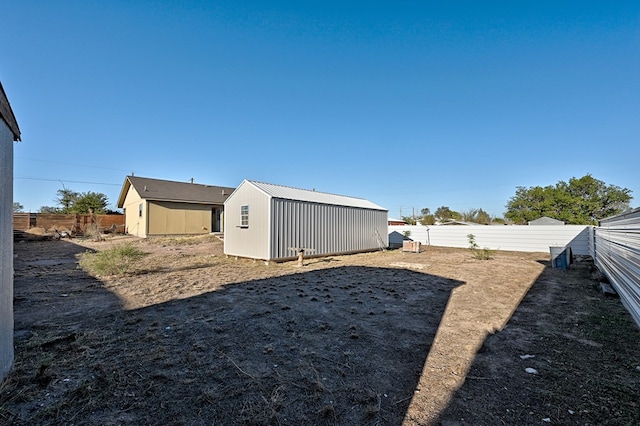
<box><xmin>550</xmin><ymin>246</ymin><xmax>572</xmax><ymax>270</ymax></box>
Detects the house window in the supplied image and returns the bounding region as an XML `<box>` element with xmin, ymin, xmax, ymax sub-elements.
<box><xmin>139</xmin><ymin>203</ymin><xmax>143</xmax><ymax>218</ymax></box>
<box><xmin>241</xmin><ymin>205</ymin><xmax>249</xmax><ymax>227</ymax></box>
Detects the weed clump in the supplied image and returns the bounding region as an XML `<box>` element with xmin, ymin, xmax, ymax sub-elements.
<box><xmin>79</xmin><ymin>243</ymin><xmax>147</xmax><ymax>276</ymax></box>
<box><xmin>467</xmin><ymin>234</ymin><xmax>495</xmax><ymax>260</ymax></box>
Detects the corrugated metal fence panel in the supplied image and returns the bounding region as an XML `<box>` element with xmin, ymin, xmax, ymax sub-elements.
<box><xmin>594</xmin><ymin>209</ymin><xmax>640</xmax><ymax>327</ymax></box>
<box><xmin>388</xmin><ymin>225</ymin><xmax>592</xmax><ymax>255</ymax></box>
<box><xmin>271</xmin><ymin>199</ymin><xmax>387</xmax><ymax>260</ymax></box>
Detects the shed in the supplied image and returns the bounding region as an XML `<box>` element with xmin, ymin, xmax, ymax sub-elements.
<box><xmin>223</xmin><ymin>180</ymin><xmax>388</xmax><ymax>261</ymax></box>
<box><xmin>117</xmin><ymin>176</ymin><xmax>235</xmax><ymax>237</ymax></box>
<box><xmin>528</xmin><ymin>216</ymin><xmax>564</xmax><ymax>225</ymax></box>
<box><xmin>0</xmin><ymin>81</ymin><xmax>21</xmax><ymax>381</ymax></box>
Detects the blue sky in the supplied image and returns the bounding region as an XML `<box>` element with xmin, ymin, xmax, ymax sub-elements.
<box><xmin>3</xmin><ymin>1</ymin><xmax>639</xmax><ymax>219</ymax></box>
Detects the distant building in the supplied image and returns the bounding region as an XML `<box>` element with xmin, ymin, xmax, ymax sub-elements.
<box><xmin>0</xmin><ymin>81</ymin><xmax>21</xmax><ymax>381</ymax></box>
<box><xmin>117</xmin><ymin>176</ymin><xmax>235</xmax><ymax>237</ymax></box>
<box><xmin>388</xmin><ymin>218</ymin><xmax>407</xmax><ymax>225</ymax></box>
<box><xmin>437</xmin><ymin>220</ymin><xmax>481</xmax><ymax>226</ymax></box>
<box><xmin>528</xmin><ymin>216</ymin><xmax>564</xmax><ymax>225</ymax></box>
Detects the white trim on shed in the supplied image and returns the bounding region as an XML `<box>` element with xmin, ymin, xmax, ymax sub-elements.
<box><xmin>224</xmin><ymin>180</ymin><xmax>388</xmax><ymax>261</ymax></box>
<box><xmin>0</xmin><ymin>81</ymin><xmax>20</xmax><ymax>381</ymax></box>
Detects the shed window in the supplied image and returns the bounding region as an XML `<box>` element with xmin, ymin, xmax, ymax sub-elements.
<box><xmin>241</xmin><ymin>205</ymin><xmax>249</xmax><ymax>227</ymax></box>
<box><xmin>139</xmin><ymin>203</ymin><xmax>143</xmax><ymax>218</ymax></box>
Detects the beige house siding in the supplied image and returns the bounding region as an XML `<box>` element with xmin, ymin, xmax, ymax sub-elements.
<box><xmin>121</xmin><ymin>186</ymin><xmax>146</xmax><ymax>237</ymax></box>
<box><xmin>147</xmin><ymin>201</ymin><xmax>212</xmax><ymax>236</ymax></box>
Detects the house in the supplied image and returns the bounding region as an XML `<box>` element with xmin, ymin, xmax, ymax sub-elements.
<box><xmin>388</xmin><ymin>217</ymin><xmax>407</xmax><ymax>225</ymax></box>
<box><xmin>0</xmin><ymin>81</ymin><xmax>21</xmax><ymax>381</ymax></box>
<box><xmin>528</xmin><ymin>216</ymin><xmax>564</xmax><ymax>225</ymax></box>
<box><xmin>437</xmin><ymin>220</ymin><xmax>481</xmax><ymax>226</ymax></box>
<box><xmin>223</xmin><ymin>180</ymin><xmax>388</xmax><ymax>262</ymax></box>
<box><xmin>116</xmin><ymin>176</ymin><xmax>235</xmax><ymax>237</ymax></box>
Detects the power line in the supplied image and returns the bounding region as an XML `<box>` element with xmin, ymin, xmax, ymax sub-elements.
<box><xmin>15</xmin><ymin>156</ymin><xmax>131</xmax><ymax>172</ymax></box>
<box><xmin>14</xmin><ymin>176</ymin><xmax>121</xmax><ymax>186</ymax></box>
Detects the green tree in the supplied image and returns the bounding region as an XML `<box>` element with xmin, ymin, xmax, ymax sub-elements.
<box><xmin>435</xmin><ymin>206</ymin><xmax>461</xmax><ymax>223</ymax></box>
<box><xmin>476</xmin><ymin>209</ymin><xmax>492</xmax><ymax>225</ymax></box>
<box><xmin>50</xmin><ymin>188</ymin><xmax>110</xmax><ymax>214</ymax></box>
<box><xmin>39</xmin><ymin>205</ymin><xmax>61</xmax><ymax>213</ymax></box>
<box><xmin>417</xmin><ymin>208</ymin><xmax>435</xmax><ymax>225</ymax></box>
<box><xmin>461</xmin><ymin>208</ymin><xmax>492</xmax><ymax>225</ymax></box>
<box><xmin>56</xmin><ymin>188</ymin><xmax>80</xmax><ymax>213</ymax></box>
<box><xmin>401</xmin><ymin>216</ymin><xmax>417</xmax><ymax>225</ymax></box>
<box><xmin>505</xmin><ymin>174</ymin><xmax>632</xmax><ymax>225</ymax></box>
<box><xmin>73</xmin><ymin>191</ymin><xmax>109</xmax><ymax>214</ymax></box>
<box><xmin>13</xmin><ymin>202</ymin><xmax>24</xmax><ymax>212</ymax></box>
<box><xmin>420</xmin><ymin>214</ymin><xmax>436</xmax><ymax>225</ymax></box>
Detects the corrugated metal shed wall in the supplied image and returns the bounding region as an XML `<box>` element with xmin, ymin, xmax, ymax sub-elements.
<box><xmin>270</xmin><ymin>199</ymin><xmax>388</xmax><ymax>260</ymax></box>
<box><xmin>388</xmin><ymin>225</ymin><xmax>592</xmax><ymax>255</ymax></box>
<box><xmin>594</xmin><ymin>209</ymin><xmax>640</xmax><ymax>327</ymax></box>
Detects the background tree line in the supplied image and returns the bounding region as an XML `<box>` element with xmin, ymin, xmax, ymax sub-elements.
<box><xmin>14</xmin><ymin>188</ymin><xmax>118</xmax><ymax>215</ymax></box>
<box><xmin>401</xmin><ymin>174</ymin><xmax>632</xmax><ymax>226</ymax></box>
<box><xmin>15</xmin><ymin>174</ymin><xmax>632</xmax><ymax>225</ymax></box>
<box><xmin>403</xmin><ymin>206</ymin><xmax>498</xmax><ymax>226</ymax></box>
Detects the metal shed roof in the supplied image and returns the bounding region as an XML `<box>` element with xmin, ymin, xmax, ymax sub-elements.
<box><xmin>117</xmin><ymin>176</ymin><xmax>235</xmax><ymax>208</ymax></box>
<box><xmin>244</xmin><ymin>180</ymin><xmax>387</xmax><ymax>211</ymax></box>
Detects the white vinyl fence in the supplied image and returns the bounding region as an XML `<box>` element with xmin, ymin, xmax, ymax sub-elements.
<box><xmin>594</xmin><ymin>208</ymin><xmax>640</xmax><ymax>327</ymax></box>
<box><xmin>389</xmin><ymin>225</ymin><xmax>592</xmax><ymax>255</ymax></box>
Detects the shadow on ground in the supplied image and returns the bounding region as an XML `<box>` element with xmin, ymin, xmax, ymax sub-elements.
<box><xmin>434</xmin><ymin>260</ymin><xmax>640</xmax><ymax>425</ymax></box>
<box><xmin>6</xmin><ymin>240</ymin><xmax>464</xmax><ymax>425</ymax></box>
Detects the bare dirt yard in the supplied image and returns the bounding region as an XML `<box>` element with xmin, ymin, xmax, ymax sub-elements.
<box><xmin>2</xmin><ymin>234</ymin><xmax>639</xmax><ymax>425</ymax></box>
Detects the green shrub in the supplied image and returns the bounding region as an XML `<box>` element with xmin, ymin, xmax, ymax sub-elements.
<box><xmin>467</xmin><ymin>234</ymin><xmax>495</xmax><ymax>260</ymax></box>
<box><xmin>79</xmin><ymin>243</ymin><xmax>147</xmax><ymax>276</ymax></box>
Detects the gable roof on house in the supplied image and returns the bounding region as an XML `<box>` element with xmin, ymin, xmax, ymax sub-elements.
<box><xmin>0</xmin><ymin>82</ymin><xmax>21</xmax><ymax>141</ymax></box>
<box><xmin>117</xmin><ymin>176</ymin><xmax>235</xmax><ymax>208</ymax></box>
<box><xmin>437</xmin><ymin>220</ymin><xmax>482</xmax><ymax>226</ymax></box>
<box><xmin>241</xmin><ymin>180</ymin><xmax>387</xmax><ymax>211</ymax></box>
<box><xmin>528</xmin><ymin>216</ymin><xmax>564</xmax><ymax>225</ymax></box>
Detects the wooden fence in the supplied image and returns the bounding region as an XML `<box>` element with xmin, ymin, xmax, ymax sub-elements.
<box><xmin>13</xmin><ymin>213</ymin><xmax>125</xmax><ymax>234</ymax></box>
